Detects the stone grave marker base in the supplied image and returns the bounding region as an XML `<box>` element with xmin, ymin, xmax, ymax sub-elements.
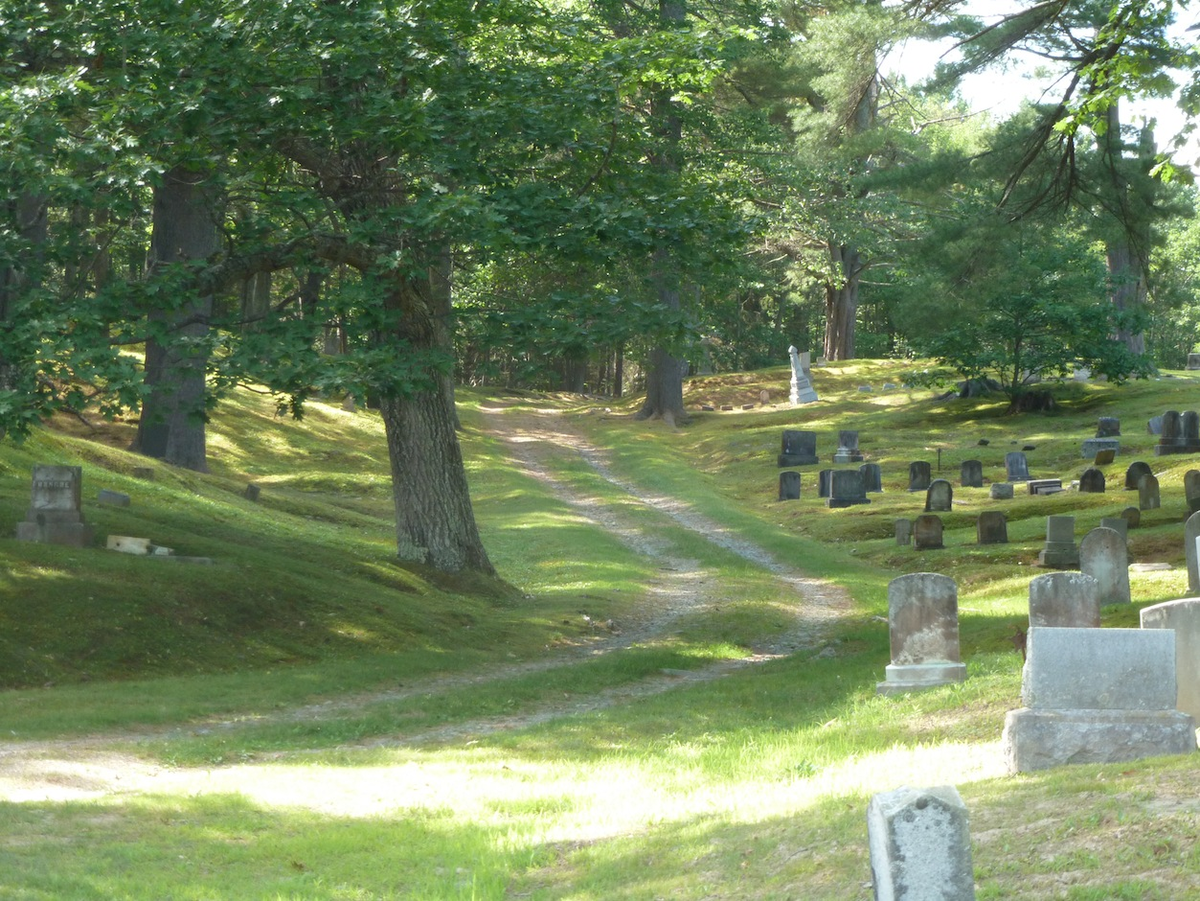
<box><xmin>876</xmin><ymin>662</ymin><xmax>967</xmax><ymax>696</ymax></box>
<box><xmin>1001</xmin><ymin>708</ymin><xmax>1195</xmax><ymax>773</ymax></box>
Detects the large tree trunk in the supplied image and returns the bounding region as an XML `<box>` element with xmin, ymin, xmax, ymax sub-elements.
<box><xmin>0</xmin><ymin>193</ymin><xmax>48</xmax><ymax>407</ymax></box>
<box><xmin>823</xmin><ymin>242</ymin><xmax>862</xmax><ymax>362</ymax></box>
<box><xmin>133</xmin><ymin>165</ymin><xmax>219</xmax><ymax>472</ymax></box>
<box><xmin>379</xmin><ymin>265</ymin><xmax>493</xmax><ymax>575</ymax></box>
<box><xmin>1103</xmin><ymin>103</ymin><xmax>1149</xmax><ymax>355</ymax></box>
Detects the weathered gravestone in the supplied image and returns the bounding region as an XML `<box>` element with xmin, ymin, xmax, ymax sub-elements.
<box><xmin>1037</xmin><ymin>515</ymin><xmax>1078</xmax><ymax>568</ymax></box>
<box><xmin>1142</xmin><ymin>599</ymin><xmax>1200</xmax><ymax>723</ymax></box>
<box><xmin>1138</xmin><ymin>473</ymin><xmax>1161</xmax><ymax>511</ymax></box>
<box><xmin>1005</xmin><ymin>451</ymin><xmax>1030</xmax><ymax>482</ymax></box>
<box><xmin>1185</xmin><ymin>510</ymin><xmax>1200</xmax><ymax>593</ymax></box>
<box><xmin>818</xmin><ymin>468</ymin><xmax>833</xmax><ymax>498</ymax></box>
<box><xmin>989</xmin><ymin>482</ymin><xmax>1014</xmax><ymax>500</ymax></box>
<box><xmin>1079</xmin><ymin>527</ymin><xmax>1131</xmax><ymax>605</ymax></box>
<box><xmin>1027</xmin><ymin>478</ymin><xmax>1063</xmax><ymax>495</ymax></box>
<box><xmin>778</xmin><ymin>471</ymin><xmax>801</xmax><ymax>501</ymax></box>
<box><xmin>1081</xmin><ymin>437</ymin><xmax>1119</xmax><ymax>459</ymax></box>
<box><xmin>244</xmin><ymin>484</ymin><xmax>261</xmax><ymax>502</ymax></box>
<box><xmin>1186</xmin><ymin>470</ymin><xmax>1200</xmax><ymax>515</ymax></box>
<box><xmin>1092</xmin><ymin>448</ymin><xmax>1116</xmax><ymax>466</ymax></box>
<box><xmin>877</xmin><ymin>573</ymin><xmax>966</xmax><ymax>694</ymax></box>
<box><xmin>833</xmin><ymin>430</ymin><xmax>864</xmax><ymax>464</ymax></box>
<box><xmin>960</xmin><ymin>459</ymin><xmax>983</xmax><ymax>488</ymax></box>
<box><xmin>895</xmin><ymin>519</ymin><xmax>912</xmax><ymax>547</ymax></box>
<box><xmin>907</xmin><ymin>461</ymin><xmax>932</xmax><ymax>492</ymax></box>
<box><xmin>913</xmin><ymin>514</ymin><xmax>944</xmax><ymax>551</ymax></box>
<box><xmin>1078</xmin><ymin>467</ymin><xmax>1105</xmax><ymax>494</ymax></box>
<box><xmin>827</xmin><ymin>470</ymin><xmax>870</xmax><ymax>508</ymax></box>
<box><xmin>1155</xmin><ymin>410</ymin><xmax>1185</xmax><ymax>456</ymax></box>
<box><xmin>15</xmin><ymin>465</ymin><xmax>94</xmax><ymax>547</ymax></box>
<box><xmin>1097</xmin><ymin>417</ymin><xmax>1121</xmax><ymax>437</ymax></box>
<box><xmin>925</xmin><ymin>479</ymin><xmax>953</xmax><ymax>512</ymax></box>
<box><xmin>1121</xmin><ymin>506</ymin><xmax>1141</xmax><ymax>528</ymax></box>
<box><xmin>976</xmin><ymin>511</ymin><xmax>1007</xmax><ymax>545</ymax></box>
<box><xmin>1188</xmin><ymin>353</ymin><xmax>1200</xmax><ymax>371</ymax></box>
<box><xmin>1185</xmin><ymin>412</ymin><xmax>1200</xmax><ymax>453</ymax></box>
<box><xmin>97</xmin><ymin>489</ymin><xmax>131</xmax><ymax>507</ymax></box>
<box><xmin>1124</xmin><ymin>461</ymin><xmax>1152</xmax><ymax>490</ymax></box>
<box><xmin>859</xmin><ymin>462</ymin><xmax>883</xmax><ymax>493</ymax></box>
<box><xmin>1147</xmin><ymin>414</ymin><xmax>1164</xmax><ymax>435</ymax></box>
<box><xmin>1001</xmin><ymin>627</ymin><xmax>1196</xmax><ymax>773</ymax></box>
<box><xmin>867</xmin><ymin>784</ymin><xmax>975</xmax><ymax>901</ymax></box>
<box><xmin>787</xmin><ymin>346</ymin><xmax>819</xmax><ymax>406</ymax></box>
<box><xmin>778</xmin><ymin>429</ymin><xmax>818</xmax><ymax>467</ymax></box>
<box><xmin>1028</xmin><ymin>572</ymin><xmax>1100</xmax><ymax>628</ymax></box>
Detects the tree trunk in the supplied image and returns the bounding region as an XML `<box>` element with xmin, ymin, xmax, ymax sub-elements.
<box><xmin>379</xmin><ymin>266</ymin><xmax>493</xmax><ymax>576</ymax></box>
<box><xmin>1102</xmin><ymin>104</ymin><xmax>1149</xmax><ymax>355</ymax></box>
<box><xmin>823</xmin><ymin>242</ymin><xmax>862</xmax><ymax>361</ymax></box>
<box><xmin>133</xmin><ymin>165</ymin><xmax>219</xmax><ymax>472</ymax></box>
<box><xmin>0</xmin><ymin>193</ymin><xmax>48</xmax><ymax>404</ymax></box>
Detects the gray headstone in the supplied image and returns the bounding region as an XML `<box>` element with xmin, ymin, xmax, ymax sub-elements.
<box><xmin>867</xmin><ymin>785</ymin><xmax>976</xmax><ymax>901</ymax></box>
<box><xmin>913</xmin><ymin>514</ymin><xmax>944</xmax><ymax>551</ymax></box>
<box><xmin>1092</xmin><ymin>448</ymin><xmax>1116</xmax><ymax>466</ymax></box>
<box><xmin>778</xmin><ymin>471</ymin><xmax>801</xmax><ymax>501</ymax></box>
<box><xmin>788</xmin><ymin>345</ymin><xmax>819</xmax><ymax>405</ymax></box>
<box><xmin>989</xmin><ymin>482</ymin><xmax>1014</xmax><ymax>500</ymax></box>
<box><xmin>15</xmin><ymin>464</ymin><xmax>94</xmax><ymax>547</ymax></box>
<box><xmin>1028</xmin><ymin>572</ymin><xmax>1100</xmax><ymax>628</ymax></box>
<box><xmin>1137</xmin><ymin>473</ymin><xmax>1161</xmax><ymax>510</ymax></box>
<box><xmin>976</xmin><ymin>511</ymin><xmax>1007</xmax><ymax>545</ymax></box>
<box><xmin>859</xmin><ymin>462</ymin><xmax>883</xmax><ymax>493</ymax></box>
<box><xmin>1027</xmin><ymin>478</ymin><xmax>1063</xmax><ymax>495</ymax></box>
<box><xmin>877</xmin><ymin>572</ymin><xmax>966</xmax><ymax>694</ymax></box>
<box><xmin>1184</xmin><ymin>411</ymin><xmax>1200</xmax><ymax>451</ymax></box>
<box><xmin>895</xmin><ymin>519</ymin><xmax>912</xmax><ymax>546</ymax></box>
<box><xmin>1142</xmin><ymin>598</ymin><xmax>1200</xmax><ymax>722</ymax></box>
<box><xmin>833</xmin><ymin>429</ymin><xmax>863</xmax><ymax>464</ymax></box>
<box><xmin>244</xmin><ymin>484</ymin><xmax>261</xmax><ymax>502</ymax></box>
<box><xmin>1124</xmin><ymin>461</ymin><xmax>1152</xmax><ymax>490</ymax></box>
<box><xmin>1005</xmin><ymin>451</ymin><xmax>1030</xmax><ymax>482</ymax></box>
<box><xmin>818</xmin><ymin>468</ymin><xmax>833</xmax><ymax>498</ymax></box>
<box><xmin>1147</xmin><ymin>414</ymin><xmax>1164</xmax><ymax>435</ymax></box>
<box><xmin>1001</xmin><ymin>627</ymin><xmax>1197</xmax><ymax>773</ymax></box>
<box><xmin>1081</xmin><ymin>438</ymin><xmax>1119</xmax><ymax>459</ymax></box>
<box><xmin>1186</xmin><ymin>470</ymin><xmax>1200</xmax><ymax>514</ymax></box>
<box><xmin>925</xmin><ymin>479</ymin><xmax>953</xmax><ymax>512</ymax></box>
<box><xmin>1120</xmin><ymin>506</ymin><xmax>1141</xmax><ymax>528</ymax></box>
<box><xmin>1188</xmin><ymin>353</ymin><xmax>1200</xmax><ymax>371</ymax></box>
<box><xmin>1078</xmin><ymin>467</ymin><xmax>1105</xmax><ymax>494</ymax></box>
<box><xmin>1096</xmin><ymin>417</ymin><xmax>1121</xmax><ymax>437</ymax></box>
<box><xmin>1186</xmin><ymin>510</ymin><xmax>1200</xmax><ymax>593</ymax></box>
<box><xmin>778</xmin><ymin>429</ymin><xmax>818</xmax><ymax>467</ymax></box>
<box><xmin>908</xmin><ymin>461</ymin><xmax>931</xmax><ymax>492</ymax></box>
<box><xmin>827</xmin><ymin>470</ymin><xmax>870</xmax><ymax>508</ymax></box>
<box><xmin>960</xmin><ymin>460</ymin><xmax>983</xmax><ymax>488</ymax></box>
<box><xmin>1156</xmin><ymin>410</ymin><xmax>1184</xmax><ymax>455</ymax></box>
<box><xmin>1079</xmin><ymin>527</ymin><xmax>1131</xmax><ymax>605</ymax></box>
<box><xmin>1038</xmin><ymin>515</ymin><xmax>1078</xmax><ymax>568</ymax></box>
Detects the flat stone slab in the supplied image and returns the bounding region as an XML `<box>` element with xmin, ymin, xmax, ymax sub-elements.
<box><xmin>877</xmin><ymin>662</ymin><xmax>967</xmax><ymax>695</ymax></box>
<box><xmin>1022</xmin><ymin>627</ymin><xmax>1177</xmax><ymax>711</ymax></box>
<box><xmin>1001</xmin><ymin>708</ymin><xmax>1195</xmax><ymax>773</ymax></box>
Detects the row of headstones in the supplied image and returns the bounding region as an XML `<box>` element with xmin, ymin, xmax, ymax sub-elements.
<box><xmin>878</xmin><ymin>571</ymin><xmax>1197</xmax><ymax>777</ymax></box>
<box><xmin>1149</xmin><ymin>409</ymin><xmax>1200</xmax><ymax>455</ymax></box>
<box><xmin>777</xmin><ymin>428</ymin><xmax>862</xmax><ymax>466</ymax></box>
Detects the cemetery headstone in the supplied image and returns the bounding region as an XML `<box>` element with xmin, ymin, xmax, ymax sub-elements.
<box><xmin>895</xmin><ymin>519</ymin><xmax>912</xmax><ymax>546</ymax></box>
<box><xmin>1120</xmin><ymin>506</ymin><xmax>1141</xmax><ymax>528</ymax></box>
<box><xmin>1142</xmin><ymin>599</ymin><xmax>1200</xmax><ymax>723</ymax></box>
<box><xmin>1184</xmin><ymin>411</ymin><xmax>1200</xmax><ymax>453</ymax></box>
<box><xmin>877</xmin><ymin>573</ymin><xmax>966</xmax><ymax>694</ymax></box>
<box><xmin>97</xmin><ymin>489</ymin><xmax>131</xmax><ymax>507</ymax></box>
<box><xmin>1028</xmin><ymin>572</ymin><xmax>1100</xmax><ymax>628</ymax></box>
<box><xmin>833</xmin><ymin>429</ymin><xmax>864</xmax><ymax>464</ymax></box>
<box><xmin>778</xmin><ymin>429</ymin><xmax>818</xmax><ymax>467</ymax></box>
<box><xmin>1124</xmin><ymin>461</ymin><xmax>1152</xmax><ymax>490</ymax></box>
<box><xmin>1092</xmin><ymin>448</ymin><xmax>1116</xmax><ymax>466</ymax></box>
<box><xmin>787</xmin><ymin>345</ymin><xmax>818</xmax><ymax>405</ymax></box>
<box><xmin>1078</xmin><ymin>467</ymin><xmax>1105</xmax><ymax>494</ymax></box>
<box><xmin>989</xmin><ymin>483</ymin><xmax>1014</xmax><ymax>500</ymax></box>
<box><xmin>1001</xmin><ymin>627</ymin><xmax>1196</xmax><ymax>772</ymax></box>
<box><xmin>818</xmin><ymin>469</ymin><xmax>833</xmax><ymax>498</ymax></box>
<box><xmin>244</xmin><ymin>484</ymin><xmax>261</xmax><ymax>502</ymax></box>
<box><xmin>1155</xmin><ymin>410</ymin><xmax>1184</xmax><ymax>456</ymax></box>
<box><xmin>778</xmin><ymin>471</ymin><xmax>801</xmax><ymax>501</ymax></box>
<box><xmin>867</xmin><ymin>784</ymin><xmax>976</xmax><ymax>901</ymax></box>
<box><xmin>976</xmin><ymin>511</ymin><xmax>1007</xmax><ymax>545</ymax></box>
<box><xmin>912</xmin><ymin>514</ymin><xmax>944</xmax><ymax>550</ymax></box>
<box><xmin>1027</xmin><ymin>478</ymin><xmax>1063</xmax><ymax>495</ymax></box>
<box><xmin>859</xmin><ymin>462</ymin><xmax>883</xmax><ymax>493</ymax></box>
<box><xmin>1185</xmin><ymin>510</ymin><xmax>1200</xmax><ymax>593</ymax></box>
<box><xmin>1188</xmin><ymin>353</ymin><xmax>1200</xmax><ymax>371</ymax></box>
<box><xmin>1147</xmin><ymin>414</ymin><xmax>1164</xmax><ymax>436</ymax></box>
<box><xmin>759</xmin><ymin>389</ymin><xmax>771</xmax><ymax>406</ymax></box>
<box><xmin>1079</xmin><ymin>527</ymin><xmax>1131</xmax><ymax>605</ymax></box>
<box><xmin>1080</xmin><ymin>437</ymin><xmax>1119</xmax><ymax>459</ymax></box>
<box><xmin>827</xmin><ymin>470</ymin><xmax>871</xmax><ymax>508</ymax></box>
<box><xmin>15</xmin><ymin>465</ymin><xmax>94</xmax><ymax>547</ymax></box>
<box><xmin>960</xmin><ymin>459</ymin><xmax>983</xmax><ymax>488</ymax></box>
<box><xmin>1185</xmin><ymin>470</ymin><xmax>1200</xmax><ymax>514</ymax></box>
<box><xmin>907</xmin><ymin>461</ymin><xmax>931</xmax><ymax>492</ymax></box>
<box><xmin>1037</xmin><ymin>515</ymin><xmax>1078</xmax><ymax>568</ymax></box>
<box><xmin>925</xmin><ymin>479</ymin><xmax>953</xmax><ymax>512</ymax></box>
<box><xmin>1138</xmin><ymin>473</ymin><xmax>1161</xmax><ymax>510</ymax></box>
<box><xmin>1096</xmin><ymin>417</ymin><xmax>1121</xmax><ymax>437</ymax></box>
<box><xmin>1005</xmin><ymin>451</ymin><xmax>1030</xmax><ymax>482</ymax></box>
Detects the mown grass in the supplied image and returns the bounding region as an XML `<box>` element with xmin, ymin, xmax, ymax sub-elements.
<box><xmin>1</xmin><ymin>363</ymin><xmax>1199</xmax><ymax>899</ymax></box>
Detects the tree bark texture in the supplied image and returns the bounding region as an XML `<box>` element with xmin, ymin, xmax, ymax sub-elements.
<box><xmin>1106</xmin><ymin>240</ymin><xmax>1147</xmax><ymax>355</ymax></box>
<box><xmin>134</xmin><ymin>165</ymin><xmax>219</xmax><ymax>472</ymax></box>
<box><xmin>823</xmin><ymin>242</ymin><xmax>862</xmax><ymax>362</ymax></box>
